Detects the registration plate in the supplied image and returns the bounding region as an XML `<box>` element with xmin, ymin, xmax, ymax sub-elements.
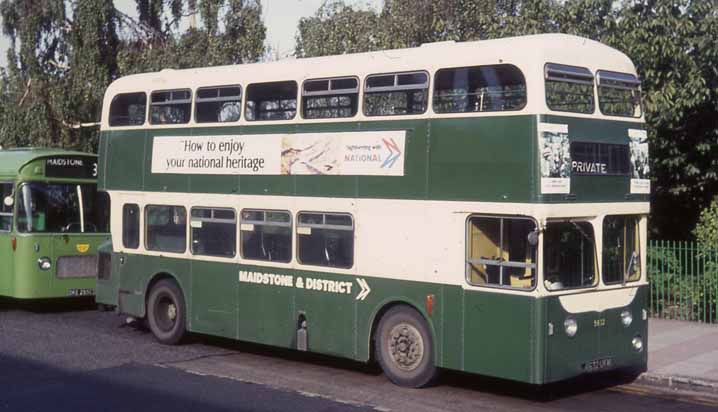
<box><xmin>68</xmin><ymin>288</ymin><xmax>94</xmax><ymax>297</ymax></box>
<box><xmin>584</xmin><ymin>358</ymin><xmax>614</xmax><ymax>372</ymax></box>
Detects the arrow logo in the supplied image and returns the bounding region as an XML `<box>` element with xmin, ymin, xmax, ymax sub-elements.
<box><xmin>381</xmin><ymin>138</ymin><xmax>401</xmax><ymax>169</ymax></box>
<box><xmin>355</xmin><ymin>278</ymin><xmax>371</xmax><ymax>301</ymax></box>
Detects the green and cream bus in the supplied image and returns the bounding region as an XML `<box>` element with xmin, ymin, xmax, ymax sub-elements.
<box><xmin>96</xmin><ymin>34</ymin><xmax>650</xmax><ymax>387</ymax></box>
<box><xmin>0</xmin><ymin>148</ymin><xmax>110</xmax><ymax>299</ymax></box>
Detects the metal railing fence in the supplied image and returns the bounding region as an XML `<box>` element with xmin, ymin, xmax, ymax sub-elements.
<box><xmin>648</xmin><ymin>240</ymin><xmax>718</xmax><ymax>323</ymax></box>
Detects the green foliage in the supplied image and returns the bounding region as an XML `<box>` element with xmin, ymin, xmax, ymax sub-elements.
<box><xmin>694</xmin><ymin>200</ymin><xmax>718</xmax><ymax>247</ymax></box>
<box><xmin>0</xmin><ymin>0</ymin><xmax>266</xmax><ymax>152</ymax></box>
<box><xmin>648</xmin><ymin>243</ymin><xmax>718</xmax><ymax>323</ymax></box>
<box><xmin>296</xmin><ymin>0</ymin><xmax>718</xmax><ymax>239</ymax></box>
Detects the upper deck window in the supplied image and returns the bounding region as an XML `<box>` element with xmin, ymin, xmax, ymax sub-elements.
<box><xmin>109</xmin><ymin>92</ymin><xmax>146</xmax><ymax>126</ymax></box>
<box><xmin>150</xmin><ymin>89</ymin><xmax>192</xmax><ymax>125</ymax></box>
<box><xmin>195</xmin><ymin>85</ymin><xmax>242</xmax><ymax>123</ymax></box>
<box><xmin>302</xmin><ymin>77</ymin><xmax>359</xmax><ymax>119</ymax></box>
<box><xmin>545</xmin><ymin>63</ymin><xmax>595</xmax><ymax>114</ymax></box>
<box><xmin>597</xmin><ymin>71</ymin><xmax>642</xmax><ymax>118</ymax></box>
<box><xmin>433</xmin><ymin>65</ymin><xmax>526</xmax><ymax>113</ymax></box>
<box><xmin>364</xmin><ymin>71</ymin><xmax>428</xmax><ymax>116</ymax></box>
<box><xmin>245</xmin><ymin>81</ymin><xmax>297</xmax><ymax>121</ymax></box>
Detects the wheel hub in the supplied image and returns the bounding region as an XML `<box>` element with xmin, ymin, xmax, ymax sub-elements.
<box><xmin>388</xmin><ymin>323</ymin><xmax>424</xmax><ymax>371</ymax></box>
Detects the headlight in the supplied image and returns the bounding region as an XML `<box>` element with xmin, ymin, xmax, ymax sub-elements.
<box><xmin>621</xmin><ymin>310</ymin><xmax>633</xmax><ymax>327</ymax></box>
<box><xmin>38</xmin><ymin>257</ymin><xmax>52</xmax><ymax>271</ymax></box>
<box><xmin>642</xmin><ymin>309</ymin><xmax>648</xmax><ymax>320</ymax></box>
<box><xmin>632</xmin><ymin>335</ymin><xmax>644</xmax><ymax>352</ymax></box>
<box><xmin>564</xmin><ymin>317</ymin><xmax>578</xmax><ymax>337</ymax></box>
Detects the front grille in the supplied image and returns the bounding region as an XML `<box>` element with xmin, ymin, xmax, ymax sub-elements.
<box><xmin>97</xmin><ymin>252</ymin><xmax>111</xmax><ymax>281</ymax></box>
<box><xmin>57</xmin><ymin>255</ymin><xmax>98</xmax><ymax>279</ymax></box>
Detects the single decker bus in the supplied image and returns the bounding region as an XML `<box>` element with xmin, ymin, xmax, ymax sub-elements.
<box><xmin>0</xmin><ymin>148</ymin><xmax>110</xmax><ymax>299</ymax></box>
<box><xmin>96</xmin><ymin>33</ymin><xmax>650</xmax><ymax>387</ymax></box>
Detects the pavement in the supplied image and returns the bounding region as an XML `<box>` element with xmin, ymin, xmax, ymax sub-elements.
<box><xmin>638</xmin><ymin>318</ymin><xmax>718</xmax><ymax>397</ymax></box>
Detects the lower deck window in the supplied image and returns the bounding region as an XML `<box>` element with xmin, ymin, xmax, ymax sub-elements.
<box><xmin>466</xmin><ymin>216</ymin><xmax>537</xmax><ymax>289</ymax></box>
<box><xmin>603</xmin><ymin>215</ymin><xmax>641</xmax><ymax>284</ymax></box>
<box><xmin>297</xmin><ymin>212</ymin><xmax>354</xmax><ymax>268</ymax></box>
<box><xmin>146</xmin><ymin>205</ymin><xmax>186</xmax><ymax>253</ymax></box>
<box><xmin>241</xmin><ymin>210</ymin><xmax>291</xmax><ymax>263</ymax></box>
<box><xmin>122</xmin><ymin>204</ymin><xmax>140</xmax><ymax>249</ymax></box>
<box><xmin>191</xmin><ymin>208</ymin><xmax>236</xmax><ymax>258</ymax></box>
<box><xmin>543</xmin><ymin>221</ymin><xmax>597</xmax><ymax>290</ymax></box>
<box><xmin>1</xmin><ymin>183</ymin><xmax>12</xmax><ymax>231</ymax></box>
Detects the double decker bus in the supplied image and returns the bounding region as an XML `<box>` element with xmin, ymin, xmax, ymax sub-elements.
<box><xmin>96</xmin><ymin>34</ymin><xmax>650</xmax><ymax>387</ymax></box>
<box><xmin>0</xmin><ymin>148</ymin><xmax>110</xmax><ymax>299</ymax></box>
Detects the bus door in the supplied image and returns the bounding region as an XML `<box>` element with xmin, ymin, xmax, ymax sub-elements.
<box><xmin>0</xmin><ymin>182</ymin><xmax>15</xmax><ymax>295</ymax></box>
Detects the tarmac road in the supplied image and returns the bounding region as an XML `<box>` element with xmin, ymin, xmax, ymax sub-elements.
<box><xmin>1</xmin><ymin>299</ymin><xmax>716</xmax><ymax>412</ymax></box>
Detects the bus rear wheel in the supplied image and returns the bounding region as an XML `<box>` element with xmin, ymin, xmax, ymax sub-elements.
<box><xmin>147</xmin><ymin>279</ymin><xmax>186</xmax><ymax>345</ymax></box>
<box><xmin>375</xmin><ymin>305</ymin><xmax>438</xmax><ymax>388</ymax></box>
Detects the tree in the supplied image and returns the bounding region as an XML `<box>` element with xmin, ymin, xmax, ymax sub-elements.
<box><xmin>0</xmin><ymin>0</ymin><xmax>267</xmax><ymax>152</ymax></box>
<box><xmin>296</xmin><ymin>0</ymin><xmax>718</xmax><ymax>239</ymax></box>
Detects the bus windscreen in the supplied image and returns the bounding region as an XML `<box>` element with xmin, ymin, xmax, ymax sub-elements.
<box><xmin>16</xmin><ymin>183</ymin><xmax>109</xmax><ymax>233</ymax></box>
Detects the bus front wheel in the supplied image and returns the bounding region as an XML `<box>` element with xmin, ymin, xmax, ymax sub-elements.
<box><xmin>375</xmin><ymin>305</ymin><xmax>438</xmax><ymax>388</ymax></box>
<box><xmin>147</xmin><ymin>279</ymin><xmax>186</xmax><ymax>345</ymax></box>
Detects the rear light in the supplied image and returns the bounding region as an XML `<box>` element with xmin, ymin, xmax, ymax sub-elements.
<box><xmin>11</xmin><ymin>236</ymin><xmax>16</xmax><ymax>252</ymax></box>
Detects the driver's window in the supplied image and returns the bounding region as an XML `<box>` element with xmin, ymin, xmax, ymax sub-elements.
<box><xmin>297</xmin><ymin>212</ymin><xmax>353</xmax><ymax>269</ymax></box>
<box><xmin>0</xmin><ymin>183</ymin><xmax>13</xmax><ymax>232</ymax></box>
<box><xmin>466</xmin><ymin>215</ymin><xmax>537</xmax><ymax>289</ymax></box>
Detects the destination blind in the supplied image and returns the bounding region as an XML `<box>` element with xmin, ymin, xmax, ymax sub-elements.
<box><xmin>45</xmin><ymin>156</ymin><xmax>98</xmax><ymax>179</ymax></box>
<box><xmin>570</xmin><ymin>142</ymin><xmax>630</xmax><ymax>176</ymax></box>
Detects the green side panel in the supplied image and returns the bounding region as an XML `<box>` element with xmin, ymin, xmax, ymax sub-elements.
<box><xmin>440</xmin><ymin>285</ymin><xmax>464</xmax><ymax>370</ymax></box>
<box><xmin>430</xmin><ymin>117</ymin><xmax>535</xmax><ymax>202</ymax></box>
<box><xmin>539</xmin><ymin>115</ymin><xmax>649</xmax><ymax>204</ymax></box>
<box><xmin>0</xmin><ymin>232</ymin><xmax>15</xmax><ymax>296</ymax></box>
<box><xmin>95</xmin><ymin>241</ymin><xmax>117</xmax><ymax>306</ymax></box>
<box><xmin>191</xmin><ymin>259</ymin><xmax>238</xmax><ymax>339</ymax></box>
<box><xmin>294</xmin><ymin>267</ymin><xmax>356</xmax><ymax>357</ymax></box>
<box><xmin>236</xmin><ymin>264</ymin><xmax>296</xmax><ymax>347</ymax></box>
<box><xmin>104</xmin><ymin>130</ymin><xmax>146</xmax><ymax>191</ymax></box>
<box><xmin>462</xmin><ymin>289</ymin><xmax>539</xmax><ymax>382</ymax></box>
<box><xmin>117</xmin><ymin>253</ymin><xmax>191</xmax><ymax>318</ymax></box>
<box><xmin>544</xmin><ymin>285</ymin><xmax>648</xmax><ymax>383</ymax></box>
<box><xmin>144</xmin><ymin>129</ymin><xmax>191</xmax><ymax>193</ymax></box>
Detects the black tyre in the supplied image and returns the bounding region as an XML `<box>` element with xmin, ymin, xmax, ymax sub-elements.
<box><xmin>147</xmin><ymin>279</ymin><xmax>186</xmax><ymax>345</ymax></box>
<box><xmin>375</xmin><ymin>305</ymin><xmax>438</xmax><ymax>388</ymax></box>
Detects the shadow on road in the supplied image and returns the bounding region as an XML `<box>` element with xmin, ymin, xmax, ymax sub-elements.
<box><xmin>0</xmin><ymin>296</ymin><xmax>96</xmax><ymax>313</ymax></box>
<box><xmin>0</xmin><ymin>353</ymin><xmax>367</xmax><ymax>412</ymax></box>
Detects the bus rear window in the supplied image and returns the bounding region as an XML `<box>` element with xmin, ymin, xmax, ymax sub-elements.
<box><xmin>195</xmin><ymin>85</ymin><xmax>242</xmax><ymax>123</ymax></box>
<box><xmin>545</xmin><ymin>63</ymin><xmax>595</xmax><ymax>114</ymax></box>
<box><xmin>150</xmin><ymin>89</ymin><xmax>192</xmax><ymax>125</ymax></box>
<box><xmin>302</xmin><ymin>77</ymin><xmax>359</xmax><ymax>119</ymax></box>
<box><xmin>597</xmin><ymin>71</ymin><xmax>642</xmax><ymax>117</ymax></box>
<box><xmin>1</xmin><ymin>183</ymin><xmax>12</xmax><ymax>231</ymax></box>
<box><xmin>245</xmin><ymin>81</ymin><xmax>298</xmax><ymax>121</ymax></box>
<box><xmin>434</xmin><ymin>65</ymin><xmax>526</xmax><ymax>113</ymax></box>
<box><xmin>109</xmin><ymin>92</ymin><xmax>146</xmax><ymax>126</ymax></box>
<box><xmin>297</xmin><ymin>212</ymin><xmax>354</xmax><ymax>268</ymax></box>
<box><xmin>123</xmin><ymin>204</ymin><xmax>140</xmax><ymax>249</ymax></box>
<box><xmin>364</xmin><ymin>71</ymin><xmax>428</xmax><ymax>116</ymax></box>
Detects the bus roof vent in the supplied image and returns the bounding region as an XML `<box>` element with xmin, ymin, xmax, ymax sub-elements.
<box><xmin>420</xmin><ymin>40</ymin><xmax>456</xmax><ymax>47</ymax></box>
